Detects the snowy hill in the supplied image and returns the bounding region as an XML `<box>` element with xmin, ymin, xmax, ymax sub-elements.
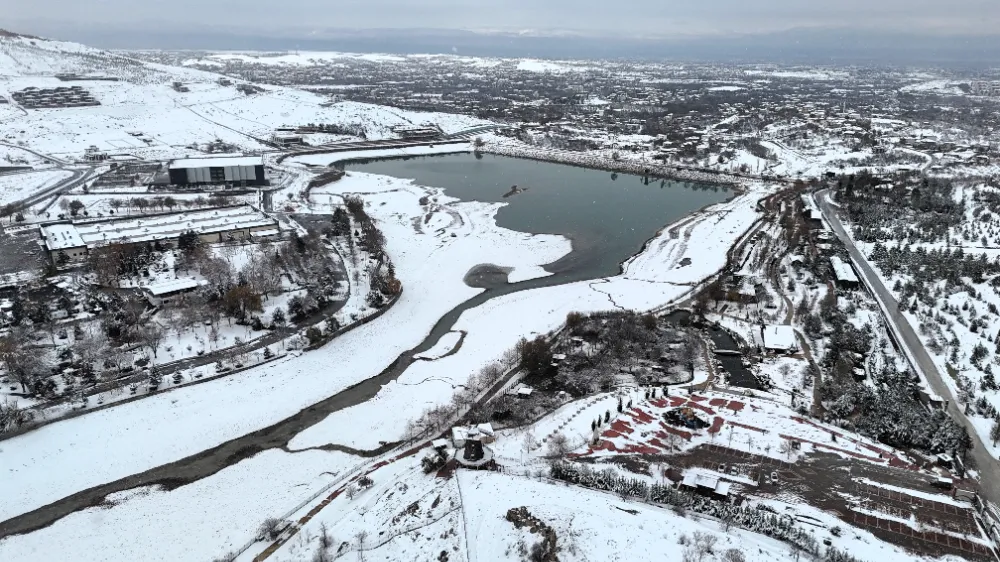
<box><xmin>0</xmin><ymin>32</ymin><xmax>489</xmax><ymax>162</ymax></box>
<box><xmin>240</xmin><ymin>449</ymin><xmax>926</xmax><ymax>562</ymax></box>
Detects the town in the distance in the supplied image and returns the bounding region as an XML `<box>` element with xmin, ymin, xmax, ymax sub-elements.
<box><xmin>2</xmin><ymin>24</ymin><xmax>1000</xmax><ymax>562</ymax></box>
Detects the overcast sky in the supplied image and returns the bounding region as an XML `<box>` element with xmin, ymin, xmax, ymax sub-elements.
<box><xmin>3</xmin><ymin>0</ymin><xmax>998</xmax><ymax>37</ymax></box>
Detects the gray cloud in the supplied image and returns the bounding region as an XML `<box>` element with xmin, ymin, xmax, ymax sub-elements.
<box><xmin>3</xmin><ymin>0</ymin><xmax>998</xmax><ymax>37</ymax></box>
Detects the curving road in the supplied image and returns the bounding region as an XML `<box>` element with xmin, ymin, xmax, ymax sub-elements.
<box><xmin>0</xmin><ymin>141</ymin><xmax>70</xmax><ymax>167</ymax></box>
<box><xmin>815</xmin><ymin>189</ymin><xmax>1000</xmax><ymax>509</ymax></box>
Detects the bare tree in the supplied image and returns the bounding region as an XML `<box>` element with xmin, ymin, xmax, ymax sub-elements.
<box><xmin>256</xmin><ymin>517</ymin><xmax>282</xmax><ymax>541</ymax></box>
<box><xmin>0</xmin><ymin>329</ymin><xmax>46</xmax><ymax>393</ymax></box>
<box><xmin>663</xmin><ymin>431</ymin><xmax>684</xmax><ymax>452</ymax></box>
<box><xmin>778</xmin><ymin>363</ymin><xmax>792</xmax><ymax>381</ymax></box>
<box><xmin>140</xmin><ymin>324</ymin><xmax>166</xmax><ymax>361</ymax></box>
<box><xmin>679</xmin><ymin>333</ymin><xmax>701</xmax><ymax>378</ymax></box>
<box><xmin>74</xmin><ymin>331</ymin><xmax>107</xmax><ymax>372</ymax></box>
<box><xmin>779</xmin><ymin>439</ymin><xmax>796</xmax><ymax>460</ymax></box>
<box><xmin>318</xmin><ymin>522</ymin><xmax>332</xmax><ymax>550</ymax></box>
<box><xmin>200</xmin><ymin>256</ymin><xmax>234</xmax><ymax>290</ymax></box>
<box><xmin>242</xmin><ymin>253</ymin><xmax>281</xmax><ymax>298</ymax></box>
<box><xmin>88</xmin><ymin>243</ymin><xmax>128</xmax><ymax>288</ymax></box>
<box><xmin>208</xmin><ymin>324</ymin><xmax>220</xmax><ymax>350</ymax></box>
<box><xmin>355</xmin><ymin>530</ymin><xmax>368</xmax><ymax>562</ymax></box>
<box><xmin>0</xmin><ymin>399</ymin><xmax>34</xmax><ymax>433</ymax></box>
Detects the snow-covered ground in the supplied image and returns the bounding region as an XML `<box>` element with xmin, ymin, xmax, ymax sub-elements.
<box><xmin>487</xmin><ymin>388</ymin><xmax>920</xmax><ymax>470</ymax></box>
<box><xmin>0</xmin><ymin>144</ymin><xmax>57</xmax><ymax>168</ymax></box>
<box><xmin>0</xmin><ymin>164</ymin><xmax>772</xmax><ymax>562</ymax></box>
<box><xmin>0</xmin><ymin>36</ymin><xmax>491</xmax><ymax>162</ymax></box>
<box><xmin>248</xmin><ymin>446</ymin><xmax>929</xmax><ymax>562</ymax></box>
<box><xmin>288</xmin><ymin>180</ymin><xmax>772</xmax><ymax>453</ymax></box>
<box><xmin>0</xmin><ymin>33</ymin><xmax>807</xmax><ymax>562</ymax></box>
<box><xmin>0</xmin><ymin>165</ymin><xmax>571</xmax><ymax>524</ymax></box>
<box><xmin>414</xmin><ymin>330</ymin><xmax>463</xmax><ymax>360</ymax></box>
<box><xmin>0</xmin><ymin>168</ymin><xmax>71</xmax><ymax>206</ymax></box>
<box><xmin>0</xmin><ymin>449</ymin><xmax>358</xmax><ymax>562</ymax></box>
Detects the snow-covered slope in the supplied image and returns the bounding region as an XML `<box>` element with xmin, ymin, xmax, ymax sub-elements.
<box><xmin>244</xmin><ymin>450</ymin><xmax>926</xmax><ymax>562</ymax></box>
<box><xmin>0</xmin><ymin>33</ymin><xmax>490</xmax><ymax>161</ymax></box>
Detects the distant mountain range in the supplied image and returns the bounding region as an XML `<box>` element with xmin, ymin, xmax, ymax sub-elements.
<box><xmin>12</xmin><ymin>24</ymin><xmax>1000</xmax><ymax>66</ymax></box>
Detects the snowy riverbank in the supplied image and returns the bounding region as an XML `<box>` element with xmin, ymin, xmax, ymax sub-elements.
<box><xmin>0</xmin><ymin>155</ymin><xmax>776</xmax><ymax>562</ymax></box>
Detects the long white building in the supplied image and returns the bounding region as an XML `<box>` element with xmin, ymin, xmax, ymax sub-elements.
<box><xmin>41</xmin><ymin>205</ymin><xmax>279</xmax><ymax>262</ymax></box>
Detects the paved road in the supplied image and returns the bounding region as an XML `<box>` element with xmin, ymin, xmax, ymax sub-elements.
<box><xmin>815</xmin><ymin>189</ymin><xmax>1000</xmax><ymax>509</ymax></box>
<box><xmin>22</xmin><ymin>167</ymin><xmax>95</xmax><ymax>213</ymax></box>
<box><xmin>0</xmin><ymin>141</ymin><xmax>99</xmax><ymax>215</ymax></box>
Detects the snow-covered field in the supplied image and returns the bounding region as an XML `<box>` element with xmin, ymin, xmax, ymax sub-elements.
<box><xmin>0</xmin><ymin>36</ymin><xmax>491</xmax><ymax>163</ymax></box>
<box><xmin>487</xmin><ymin>387</ymin><xmax>921</xmax><ymax>471</ymax></box>
<box><xmin>0</xmin><ymin>449</ymin><xmax>358</xmax><ymax>562</ymax></box>
<box><xmin>0</xmin><ymin>168</ymin><xmax>71</xmax><ymax>205</ymax></box>
<box><xmin>247</xmin><ymin>446</ymin><xmax>928</xmax><ymax>562</ymax></box>
<box><xmin>0</xmin><ymin>144</ymin><xmax>56</xmax><ymax>168</ymax></box>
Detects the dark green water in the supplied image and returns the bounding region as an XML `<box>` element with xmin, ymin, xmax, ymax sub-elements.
<box><xmin>348</xmin><ymin>153</ymin><xmax>731</xmax><ymax>284</ymax></box>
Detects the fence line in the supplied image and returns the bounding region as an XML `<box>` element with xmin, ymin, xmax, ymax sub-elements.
<box><xmin>226</xmin><ymin>458</ymin><xmax>368</xmax><ymax>561</ymax></box>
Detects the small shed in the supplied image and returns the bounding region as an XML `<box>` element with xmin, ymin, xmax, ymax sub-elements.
<box><xmin>680</xmin><ymin>473</ymin><xmax>732</xmax><ymax>500</ymax></box>
<box><xmin>476</xmin><ymin>423</ymin><xmax>496</xmax><ymax>444</ymax></box>
<box><xmin>451</xmin><ymin>427</ymin><xmax>468</xmax><ymax>448</ymax></box>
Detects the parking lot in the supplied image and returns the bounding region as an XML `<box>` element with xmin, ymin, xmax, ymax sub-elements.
<box><xmin>0</xmin><ymin>224</ymin><xmax>46</xmax><ymax>277</ymax></box>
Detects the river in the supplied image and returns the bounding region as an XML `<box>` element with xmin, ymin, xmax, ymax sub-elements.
<box><xmin>0</xmin><ymin>155</ymin><xmax>734</xmax><ymax>538</ymax></box>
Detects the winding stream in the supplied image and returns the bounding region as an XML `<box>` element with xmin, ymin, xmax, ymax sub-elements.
<box><xmin>0</xmin><ymin>155</ymin><xmax>732</xmax><ymax>538</ymax></box>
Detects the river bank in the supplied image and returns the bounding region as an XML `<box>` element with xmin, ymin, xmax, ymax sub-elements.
<box><xmin>482</xmin><ymin>142</ymin><xmax>754</xmax><ymax>190</ymax></box>
<box><xmin>0</xmin><ymin>151</ymin><xmax>779</xmax><ymax>562</ymax></box>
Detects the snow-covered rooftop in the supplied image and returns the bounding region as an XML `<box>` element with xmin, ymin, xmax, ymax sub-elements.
<box><xmin>78</xmin><ymin>205</ymin><xmax>275</xmax><ymax>246</ymax></box>
<box><xmin>40</xmin><ymin>223</ymin><xmax>86</xmax><ymax>250</ymax></box>
<box><xmin>830</xmin><ymin>256</ymin><xmax>860</xmax><ymax>284</ymax></box>
<box><xmin>168</xmin><ymin>156</ymin><xmax>263</xmax><ymax>169</ymax></box>
<box><xmin>680</xmin><ymin>472</ymin><xmax>731</xmax><ymax>496</ymax></box>
<box><xmin>42</xmin><ymin>206</ymin><xmax>277</xmax><ymax>250</ymax></box>
<box><xmin>762</xmin><ymin>325</ymin><xmax>799</xmax><ymax>352</ymax></box>
<box><xmin>144</xmin><ymin>278</ymin><xmax>207</xmax><ymax>296</ymax></box>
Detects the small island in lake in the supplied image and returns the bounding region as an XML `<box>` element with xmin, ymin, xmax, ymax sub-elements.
<box><xmin>502</xmin><ymin>184</ymin><xmax>528</xmax><ymax>198</ymax></box>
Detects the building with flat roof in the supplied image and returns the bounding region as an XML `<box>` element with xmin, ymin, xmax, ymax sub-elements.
<box><xmin>762</xmin><ymin>325</ymin><xmax>799</xmax><ymax>354</ymax></box>
<box><xmin>40</xmin><ymin>205</ymin><xmax>279</xmax><ymax>262</ymax></box>
<box><xmin>40</xmin><ymin>223</ymin><xmax>88</xmax><ymax>262</ymax></box>
<box><xmin>830</xmin><ymin>256</ymin><xmax>860</xmax><ymax>289</ymax></box>
<box><xmin>167</xmin><ymin>155</ymin><xmax>266</xmax><ymax>187</ymax></box>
